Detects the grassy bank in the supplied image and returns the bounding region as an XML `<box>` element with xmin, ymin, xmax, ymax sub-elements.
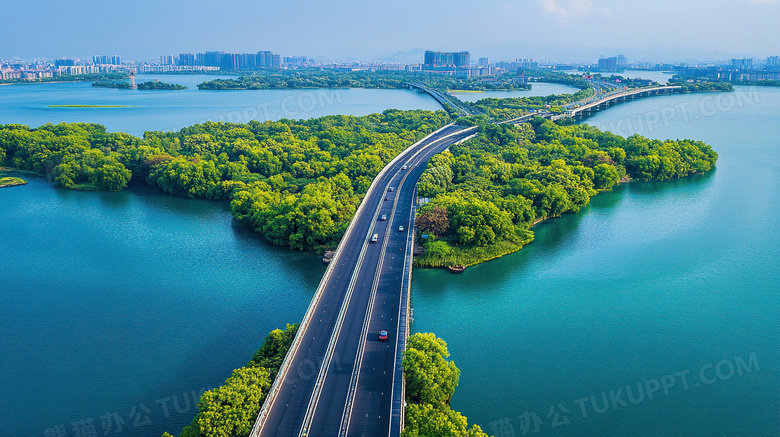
<box><xmin>0</xmin><ymin>176</ymin><xmax>27</xmax><ymax>187</ymax></box>
<box><xmin>414</xmin><ymin>237</ymin><xmax>532</xmax><ymax>268</ymax></box>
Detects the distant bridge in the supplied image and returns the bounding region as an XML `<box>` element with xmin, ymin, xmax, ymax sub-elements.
<box><xmin>569</xmin><ymin>86</ymin><xmax>682</xmax><ymax>119</ymax></box>
<box><xmin>406</xmin><ymin>83</ymin><xmax>476</xmax><ymax>116</ymax></box>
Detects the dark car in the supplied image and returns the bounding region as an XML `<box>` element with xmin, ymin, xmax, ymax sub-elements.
<box><xmin>379</xmin><ymin>330</ymin><xmax>388</xmax><ymax>341</ymax></box>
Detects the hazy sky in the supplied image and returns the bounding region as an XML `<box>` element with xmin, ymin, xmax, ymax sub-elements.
<box><xmin>2</xmin><ymin>0</ymin><xmax>778</xmax><ymax>63</ymax></box>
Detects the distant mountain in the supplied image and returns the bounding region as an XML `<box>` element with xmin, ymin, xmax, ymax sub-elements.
<box><xmin>377</xmin><ymin>48</ymin><xmax>425</xmax><ymax>64</ymax></box>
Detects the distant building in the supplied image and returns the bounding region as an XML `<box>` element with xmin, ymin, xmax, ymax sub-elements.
<box><xmin>283</xmin><ymin>56</ymin><xmax>314</xmax><ymax>67</ymax></box>
<box><xmin>54</xmin><ymin>59</ymin><xmax>76</xmax><ymax>67</ymax></box>
<box><xmin>518</xmin><ymin>58</ymin><xmax>539</xmax><ymax>70</ymax></box>
<box><xmin>424</xmin><ymin>50</ymin><xmax>470</xmax><ymax>68</ymax></box>
<box><xmin>178</xmin><ymin>53</ymin><xmax>195</xmax><ymax>66</ymax></box>
<box><xmin>160</xmin><ymin>55</ymin><xmax>174</xmax><ymax>65</ymax></box>
<box><xmin>93</xmin><ymin>55</ymin><xmax>121</xmax><ymax>65</ymax></box>
<box><xmin>617</xmin><ymin>54</ymin><xmax>627</xmax><ymax>68</ymax></box>
<box><xmin>766</xmin><ymin>56</ymin><xmax>780</xmax><ymax>68</ymax></box>
<box><xmin>598</xmin><ymin>57</ymin><xmax>618</xmax><ymax>71</ymax></box>
<box><xmin>478</xmin><ymin>57</ymin><xmax>489</xmax><ymax>66</ymax></box>
<box><xmin>731</xmin><ymin>58</ymin><xmax>753</xmax><ymax>70</ymax></box>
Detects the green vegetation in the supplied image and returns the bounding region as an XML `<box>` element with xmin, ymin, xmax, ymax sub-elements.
<box><xmin>402</xmin><ymin>333</ymin><xmax>489</xmax><ymax>437</ymax></box>
<box><xmin>168</xmin><ymin>324</ymin><xmax>298</xmax><ymax>437</ymax></box>
<box><xmin>93</xmin><ymin>80</ymin><xmax>188</xmax><ymax>90</ymax></box>
<box><xmin>414</xmin><ymin>118</ymin><xmax>718</xmax><ymax>268</ymax></box>
<box><xmin>197</xmin><ymin>69</ymin><xmax>530</xmax><ymax>91</ymax></box>
<box><xmin>0</xmin><ymin>110</ymin><xmax>449</xmax><ymax>250</ymax></box>
<box><xmin>730</xmin><ymin>79</ymin><xmax>780</xmax><ymax>87</ymax></box>
<box><xmin>526</xmin><ymin>70</ymin><xmax>591</xmax><ymax>89</ymax></box>
<box><xmin>466</xmin><ymin>87</ymin><xmax>595</xmax><ymax>121</ymax></box>
<box><xmin>0</xmin><ymin>72</ymin><xmax>128</xmax><ymax>85</ymax></box>
<box><xmin>0</xmin><ymin>176</ymin><xmax>27</xmax><ymax>187</ymax></box>
<box><xmin>669</xmin><ymin>76</ymin><xmax>735</xmax><ymax>92</ymax></box>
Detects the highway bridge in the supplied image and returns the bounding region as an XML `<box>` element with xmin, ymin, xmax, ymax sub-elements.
<box><xmin>250</xmin><ymin>123</ymin><xmax>477</xmax><ymax>437</ymax></box>
<box><xmin>406</xmin><ymin>83</ymin><xmax>476</xmax><ymax>116</ymax></box>
<box><xmin>569</xmin><ymin>85</ymin><xmax>682</xmax><ymax>119</ymax></box>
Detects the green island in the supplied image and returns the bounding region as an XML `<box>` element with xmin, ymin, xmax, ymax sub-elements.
<box><xmin>0</xmin><ymin>105</ymin><xmax>716</xmax><ymax>265</ymax></box>
<box><xmin>197</xmin><ymin>68</ymin><xmax>532</xmax><ymax>91</ymax></box>
<box><xmin>0</xmin><ymin>176</ymin><xmax>27</xmax><ymax>187</ymax></box>
<box><xmin>668</xmin><ymin>75</ymin><xmax>735</xmax><ymax>92</ymax></box>
<box><xmin>0</xmin><ymin>72</ymin><xmax>128</xmax><ymax>85</ymax></box>
<box><xmin>160</xmin><ymin>325</ymin><xmax>482</xmax><ymax>437</ymax></box>
<box><xmin>413</xmin><ymin>117</ymin><xmax>717</xmax><ymax>268</ymax></box>
<box><xmin>92</xmin><ymin>80</ymin><xmax>188</xmax><ymax>90</ymax></box>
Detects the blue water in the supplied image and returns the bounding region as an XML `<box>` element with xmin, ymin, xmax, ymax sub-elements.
<box><xmin>411</xmin><ymin>86</ymin><xmax>779</xmax><ymax>436</ymax></box>
<box><xmin>0</xmin><ymin>74</ymin><xmax>442</xmax><ymax>136</ymax></box>
<box><xmin>1</xmin><ymin>81</ymin><xmax>778</xmax><ymax>437</ymax></box>
<box><xmin>0</xmin><ymin>181</ymin><xmax>325</xmax><ymax>436</ymax></box>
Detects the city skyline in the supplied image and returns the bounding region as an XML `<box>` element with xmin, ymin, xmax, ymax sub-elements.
<box><xmin>2</xmin><ymin>0</ymin><xmax>779</xmax><ymax>63</ymax></box>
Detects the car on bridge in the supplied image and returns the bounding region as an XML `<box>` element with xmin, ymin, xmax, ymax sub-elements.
<box><xmin>401</xmin><ymin>165</ymin><xmax>407</xmax><ymax>170</ymax></box>
<box><xmin>398</xmin><ymin>225</ymin><xmax>404</xmax><ymax>232</ymax></box>
<box><xmin>371</xmin><ymin>234</ymin><xmax>378</xmax><ymax>243</ymax></box>
<box><xmin>380</xmin><ymin>214</ymin><xmax>387</xmax><ymax>221</ymax></box>
<box><xmin>379</xmin><ymin>330</ymin><xmax>388</xmax><ymax>341</ymax></box>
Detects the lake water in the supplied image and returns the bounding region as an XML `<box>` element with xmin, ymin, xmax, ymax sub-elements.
<box><xmin>2</xmin><ymin>81</ymin><xmax>778</xmax><ymax>437</ymax></box>
<box><xmin>411</xmin><ymin>86</ymin><xmax>779</xmax><ymax>436</ymax></box>
<box><xmin>0</xmin><ymin>179</ymin><xmax>325</xmax><ymax>437</ymax></box>
<box><xmin>0</xmin><ymin>74</ymin><xmax>442</xmax><ymax>136</ymax></box>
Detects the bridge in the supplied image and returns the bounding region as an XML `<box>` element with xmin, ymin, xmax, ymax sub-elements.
<box><xmin>250</xmin><ymin>123</ymin><xmax>478</xmax><ymax>437</ymax></box>
<box><xmin>406</xmin><ymin>83</ymin><xmax>475</xmax><ymax>116</ymax></box>
<box><xmin>569</xmin><ymin>85</ymin><xmax>682</xmax><ymax>119</ymax></box>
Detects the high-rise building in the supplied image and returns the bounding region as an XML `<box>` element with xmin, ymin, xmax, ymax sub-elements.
<box><xmin>55</xmin><ymin>59</ymin><xmax>76</xmax><ymax>67</ymax></box>
<box><xmin>424</xmin><ymin>50</ymin><xmax>470</xmax><ymax>68</ymax></box>
<box><xmin>766</xmin><ymin>56</ymin><xmax>780</xmax><ymax>68</ymax></box>
<box><xmin>178</xmin><ymin>53</ymin><xmax>195</xmax><ymax>66</ymax></box>
<box><xmin>598</xmin><ymin>57</ymin><xmax>618</xmax><ymax>71</ymax></box>
<box><xmin>160</xmin><ymin>55</ymin><xmax>174</xmax><ymax>65</ymax></box>
<box><xmin>478</xmin><ymin>57</ymin><xmax>489</xmax><ymax>66</ymax></box>
<box><xmin>617</xmin><ymin>54</ymin><xmax>627</xmax><ymax>67</ymax></box>
<box><xmin>92</xmin><ymin>55</ymin><xmax>121</xmax><ymax>65</ymax></box>
<box><xmin>731</xmin><ymin>58</ymin><xmax>753</xmax><ymax>70</ymax></box>
<box><xmin>518</xmin><ymin>58</ymin><xmax>539</xmax><ymax>70</ymax></box>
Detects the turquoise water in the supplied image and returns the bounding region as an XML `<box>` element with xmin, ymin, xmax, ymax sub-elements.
<box><xmin>0</xmin><ymin>74</ymin><xmax>442</xmax><ymax>136</ymax></box>
<box><xmin>0</xmin><ymin>180</ymin><xmax>324</xmax><ymax>436</ymax></box>
<box><xmin>450</xmin><ymin>82</ymin><xmax>581</xmax><ymax>103</ymax></box>
<box><xmin>411</xmin><ymin>87</ymin><xmax>779</xmax><ymax>436</ymax></box>
<box><xmin>2</xmin><ymin>81</ymin><xmax>778</xmax><ymax>437</ymax></box>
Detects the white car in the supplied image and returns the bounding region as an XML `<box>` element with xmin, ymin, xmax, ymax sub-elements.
<box><xmin>401</xmin><ymin>165</ymin><xmax>408</xmax><ymax>170</ymax></box>
<box><xmin>398</xmin><ymin>226</ymin><xmax>404</xmax><ymax>232</ymax></box>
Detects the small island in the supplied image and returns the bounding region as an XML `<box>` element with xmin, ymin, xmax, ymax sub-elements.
<box><xmin>92</xmin><ymin>80</ymin><xmax>187</xmax><ymax>90</ymax></box>
<box><xmin>0</xmin><ymin>176</ymin><xmax>28</xmax><ymax>188</ymax></box>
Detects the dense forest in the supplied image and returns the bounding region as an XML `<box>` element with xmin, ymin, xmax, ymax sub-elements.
<box><xmin>466</xmin><ymin>87</ymin><xmax>595</xmax><ymax>121</ymax></box>
<box><xmin>197</xmin><ymin>69</ymin><xmax>533</xmax><ymax>91</ymax></box>
<box><xmin>93</xmin><ymin>80</ymin><xmax>188</xmax><ymax>90</ymax></box>
<box><xmin>0</xmin><ymin>110</ymin><xmax>449</xmax><ymax>251</ymax></box>
<box><xmin>413</xmin><ymin>118</ymin><xmax>718</xmax><ymax>267</ymax></box>
<box><xmin>668</xmin><ymin>75</ymin><xmax>735</xmax><ymax>92</ymax></box>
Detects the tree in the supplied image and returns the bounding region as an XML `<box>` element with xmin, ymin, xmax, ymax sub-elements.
<box><xmin>187</xmin><ymin>366</ymin><xmax>272</xmax><ymax>437</ymax></box>
<box><xmin>416</xmin><ymin>205</ymin><xmax>450</xmax><ymax>236</ymax></box>
<box><xmin>402</xmin><ymin>403</ymin><xmax>489</xmax><ymax>437</ymax></box>
<box><xmin>249</xmin><ymin>324</ymin><xmax>299</xmax><ymax>378</ymax></box>
<box><xmin>403</xmin><ymin>333</ymin><xmax>460</xmax><ymax>406</ymax></box>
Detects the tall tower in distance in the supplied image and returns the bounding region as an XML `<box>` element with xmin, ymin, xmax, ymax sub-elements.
<box><xmin>129</xmin><ymin>70</ymin><xmax>137</xmax><ymax>90</ymax></box>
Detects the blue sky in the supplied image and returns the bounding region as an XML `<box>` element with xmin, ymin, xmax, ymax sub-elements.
<box><xmin>2</xmin><ymin>0</ymin><xmax>778</xmax><ymax>62</ymax></box>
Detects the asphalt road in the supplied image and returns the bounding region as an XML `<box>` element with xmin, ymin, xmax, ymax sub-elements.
<box><xmin>253</xmin><ymin>124</ymin><xmax>476</xmax><ymax>437</ymax></box>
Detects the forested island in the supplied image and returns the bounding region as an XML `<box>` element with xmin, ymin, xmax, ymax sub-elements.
<box><xmin>466</xmin><ymin>87</ymin><xmax>595</xmax><ymax>120</ymax></box>
<box><xmin>197</xmin><ymin>69</ymin><xmax>533</xmax><ymax>91</ymax></box>
<box><xmin>92</xmin><ymin>80</ymin><xmax>187</xmax><ymax>90</ymax></box>
<box><xmin>0</xmin><ymin>106</ymin><xmax>716</xmax><ymax>264</ymax></box>
<box><xmin>668</xmin><ymin>75</ymin><xmax>735</xmax><ymax>92</ymax></box>
<box><xmin>412</xmin><ymin>117</ymin><xmax>717</xmax><ymax>267</ymax></box>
